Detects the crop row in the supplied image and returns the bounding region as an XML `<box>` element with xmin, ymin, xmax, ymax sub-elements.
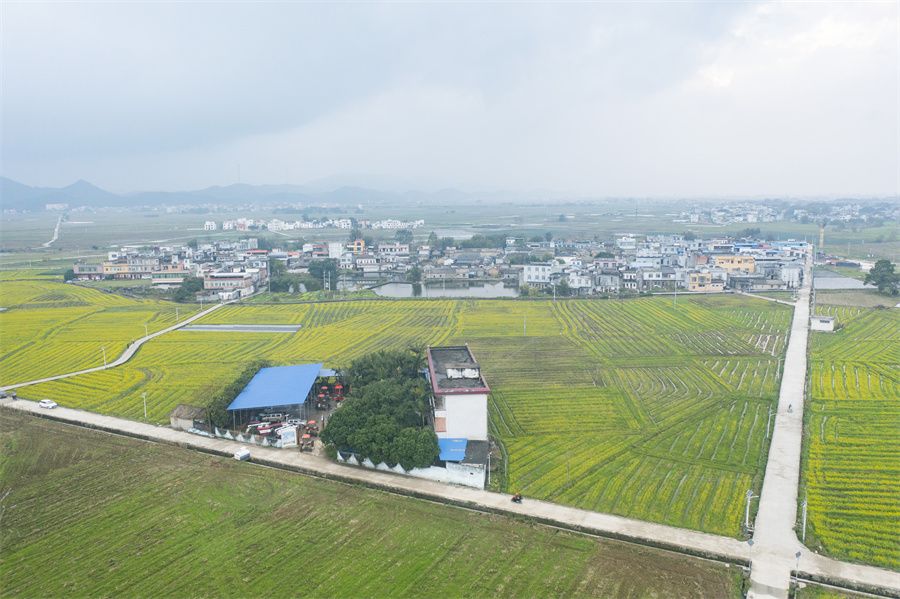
<box><xmin>14</xmin><ymin>292</ymin><xmax>790</xmax><ymax>538</ymax></box>
<box><xmin>803</xmin><ymin>305</ymin><xmax>899</xmax><ymax>570</ymax></box>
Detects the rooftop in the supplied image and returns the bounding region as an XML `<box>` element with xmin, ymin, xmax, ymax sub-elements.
<box><xmin>227</xmin><ymin>363</ymin><xmax>322</xmax><ymax>411</ymax></box>
<box><xmin>427</xmin><ymin>345</ymin><xmax>490</xmax><ymax>395</ymax></box>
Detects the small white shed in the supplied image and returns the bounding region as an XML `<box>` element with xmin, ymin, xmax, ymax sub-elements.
<box><xmin>810</xmin><ymin>316</ymin><xmax>836</xmax><ymax>332</ymax></box>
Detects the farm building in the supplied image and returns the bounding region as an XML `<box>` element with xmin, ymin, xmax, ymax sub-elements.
<box><xmin>226</xmin><ymin>363</ymin><xmax>333</xmax><ymax>425</ymax></box>
<box><xmin>417</xmin><ymin>345</ymin><xmax>490</xmax><ymax>489</ymax></box>
<box><xmin>810</xmin><ymin>316</ymin><xmax>836</xmax><ymax>332</ymax></box>
<box><xmin>427</xmin><ymin>345</ymin><xmax>490</xmax><ymax>441</ymax></box>
<box><xmin>169</xmin><ymin>404</ymin><xmax>207</xmax><ymax>431</ymax></box>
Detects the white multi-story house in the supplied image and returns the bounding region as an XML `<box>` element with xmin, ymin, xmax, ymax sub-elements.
<box><xmin>523</xmin><ymin>263</ymin><xmax>553</xmax><ymax>286</ymax></box>
<box><xmin>203</xmin><ymin>221</ymin><xmax>217</xmax><ymax>231</ymax></box>
<box><xmin>427</xmin><ymin>345</ymin><xmax>489</xmax><ymax>442</ymax></box>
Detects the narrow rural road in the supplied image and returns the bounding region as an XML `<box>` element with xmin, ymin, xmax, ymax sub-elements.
<box><xmin>41</xmin><ymin>216</ymin><xmax>62</xmax><ymax>248</ymax></box>
<box><xmin>0</xmin><ymin>300</ymin><xmax>229</xmax><ymax>392</ymax></box>
<box><xmin>735</xmin><ymin>291</ymin><xmax>798</xmax><ymax>306</ymax></box>
<box><xmin>748</xmin><ymin>261</ymin><xmax>813</xmax><ymax>599</ymax></box>
<box><xmin>2</xmin><ymin>398</ymin><xmax>898</xmax><ymax>596</ymax></box>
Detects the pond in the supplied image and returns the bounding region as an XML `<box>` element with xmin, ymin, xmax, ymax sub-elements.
<box><xmin>372</xmin><ymin>281</ymin><xmax>519</xmax><ymax>298</ymax></box>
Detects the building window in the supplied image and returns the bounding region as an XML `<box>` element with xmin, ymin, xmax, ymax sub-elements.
<box><xmin>434</xmin><ymin>417</ymin><xmax>446</xmax><ymax>433</ymax></box>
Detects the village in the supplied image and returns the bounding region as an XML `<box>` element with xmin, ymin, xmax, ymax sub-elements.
<box><xmin>70</xmin><ymin>225</ymin><xmax>823</xmax><ymax>300</ymax></box>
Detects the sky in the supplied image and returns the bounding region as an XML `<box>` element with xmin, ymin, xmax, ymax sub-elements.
<box><xmin>1</xmin><ymin>1</ymin><xmax>898</xmax><ymax>197</ymax></box>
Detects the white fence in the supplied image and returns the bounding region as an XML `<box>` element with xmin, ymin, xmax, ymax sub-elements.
<box><xmin>336</xmin><ymin>451</ymin><xmax>485</xmax><ymax>489</ymax></box>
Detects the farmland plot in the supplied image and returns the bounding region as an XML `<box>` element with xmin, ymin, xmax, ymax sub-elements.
<box><xmin>12</xmin><ymin>292</ymin><xmax>790</xmax><ymax>537</ymax></box>
<box><xmin>0</xmin><ymin>280</ymin><xmax>199</xmax><ymax>386</ymax></box>
<box><xmin>0</xmin><ymin>411</ymin><xmax>743</xmax><ymax>598</ymax></box>
<box><xmin>804</xmin><ymin>304</ymin><xmax>900</xmax><ymax>569</ymax></box>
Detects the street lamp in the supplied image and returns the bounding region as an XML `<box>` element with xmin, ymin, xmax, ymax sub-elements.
<box><xmin>794</xmin><ymin>550</ymin><xmax>802</xmax><ymax>574</ymax></box>
<box><xmin>745</xmin><ymin>489</ymin><xmax>759</xmax><ymax>531</ymax></box>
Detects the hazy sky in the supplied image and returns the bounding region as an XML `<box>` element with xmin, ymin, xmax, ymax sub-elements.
<box><xmin>2</xmin><ymin>1</ymin><xmax>898</xmax><ymax>197</ymax></box>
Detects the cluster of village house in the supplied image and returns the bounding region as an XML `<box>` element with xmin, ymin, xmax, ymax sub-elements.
<box><xmin>72</xmin><ymin>232</ymin><xmax>809</xmax><ymax>300</ymax></box>
<box><xmin>201</xmin><ymin>217</ymin><xmax>424</xmax><ymax>232</ymax></box>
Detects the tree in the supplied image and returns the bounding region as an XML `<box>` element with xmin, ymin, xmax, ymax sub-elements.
<box><xmin>308</xmin><ymin>259</ymin><xmax>338</xmax><ymax>288</ymax></box>
<box><xmin>63</xmin><ymin>268</ymin><xmax>76</xmax><ymax>282</ymax></box>
<box><xmin>395</xmin><ymin>229</ymin><xmax>413</xmax><ymax>244</ymax></box>
<box><xmin>346</xmin><ymin>349</ymin><xmax>424</xmax><ymax>389</ymax></box>
<box><xmin>321</xmin><ymin>349</ymin><xmax>438</xmax><ymax>469</ymax></box>
<box><xmin>173</xmin><ymin>276</ymin><xmax>203</xmax><ymax>302</ymax></box>
<box><xmin>187</xmin><ymin>239</ymin><xmax>198</xmax><ymax>250</ymax></box>
<box><xmin>544</xmin><ymin>231</ymin><xmax>553</xmax><ymax>242</ymax></box>
<box><xmin>681</xmin><ymin>231</ymin><xmax>697</xmax><ymax>241</ymax></box>
<box><xmin>427</xmin><ymin>231</ymin><xmax>439</xmax><ymax>247</ymax></box>
<box><xmin>864</xmin><ymin>260</ymin><xmax>899</xmax><ymax>295</ymax></box>
<box><xmin>269</xmin><ymin>259</ymin><xmax>286</xmax><ymax>277</ymax></box>
<box><xmin>206</xmin><ymin>360</ymin><xmax>271</xmax><ymax>428</ymax></box>
<box><xmin>406</xmin><ymin>265</ymin><xmax>422</xmax><ymax>283</ymax></box>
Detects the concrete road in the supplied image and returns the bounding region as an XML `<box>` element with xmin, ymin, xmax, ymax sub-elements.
<box><xmin>3</xmin><ymin>398</ymin><xmax>898</xmax><ymax>596</ymax></box>
<box><xmin>0</xmin><ymin>300</ymin><xmax>230</xmax><ymax>392</ymax></box>
<box><xmin>748</xmin><ymin>261</ymin><xmax>813</xmax><ymax>599</ymax></box>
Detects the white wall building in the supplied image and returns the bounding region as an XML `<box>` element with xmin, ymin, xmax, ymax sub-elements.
<box><xmin>523</xmin><ymin>263</ymin><xmax>553</xmax><ymax>285</ymax></box>
<box><xmin>203</xmin><ymin>221</ymin><xmax>217</xmax><ymax>231</ymax></box>
<box><xmin>427</xmin><ymin>345</ymin><xmax>489</xmax><ymax>442</ymax></box>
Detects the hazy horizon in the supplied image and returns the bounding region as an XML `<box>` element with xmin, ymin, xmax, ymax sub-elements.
<box><xmin>2</xmin><ymin>2</ymin><xmax>898</xmax><ymax>198</ymax></box>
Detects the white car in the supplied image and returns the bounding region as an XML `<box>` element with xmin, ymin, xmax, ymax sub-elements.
<box><xmin>38</xmin><ymin>399</ymin><xmax>58</xmax><ymax>409</ymax></box>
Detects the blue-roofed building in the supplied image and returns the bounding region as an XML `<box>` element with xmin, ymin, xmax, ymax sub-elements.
<box><xmin>226</xmin><ymin>363</ymin><xmax>323</xmax><ymax>421</ymax></box>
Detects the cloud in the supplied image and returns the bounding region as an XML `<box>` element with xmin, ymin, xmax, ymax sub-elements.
<box><xmin>1</xmin><ymin>1</ymin><xmax>896</xmax><ymax>197</ymax></box>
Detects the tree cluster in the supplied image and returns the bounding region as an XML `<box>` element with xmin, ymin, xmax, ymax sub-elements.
<box><xmin>173</xmin><ymin>276</ymin><xmax>204</xmax><ymax>302</ymax></box>
<box><xmin>322</xmin><ymin>349</ymin><xmax>439</xmax><ymax>470</ymax></box>
<box><xmin>865</xmin><ymin>260</ymin><xmax>899</xmax><ymax>296</ymax></box>
<box><xmin>206</xmin><ymin>360</ymin><xmax>272</xmax><ymax>428</ymax></box>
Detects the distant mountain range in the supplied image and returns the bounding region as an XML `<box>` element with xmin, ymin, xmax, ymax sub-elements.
<box><xmin>0</xmin><ymin>177</ymin><xmax>486</xmax><ymax>211</ymax></box>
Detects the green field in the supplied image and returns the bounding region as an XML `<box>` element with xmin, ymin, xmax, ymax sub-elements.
<box><xmin>0</xmin><ymin>411</ymin><xmax>743</xmax><ymax>598</ymax></box>
<box><xmin>6</xmin><ymin>275</ymin><xmax>793</xmax><ymax>537</ymax></box>
<box><xmin>0</xmin><ymin>277</ymin><xmax>200</xmax><ymax>386</ymax></box>
<box><xmin>802</xmin><ymin>296</ymin><xmax>900</xmax><ymax>569</ymax></box>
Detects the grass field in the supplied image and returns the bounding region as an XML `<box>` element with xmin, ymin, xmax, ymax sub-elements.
<box><xmin>802</xmin><ymin>296</ymin><xmax>899</xmax><ymax>570</ymax></box>
<box><xmin>0</xmin><ymin>411</ymin><xmax>743</xmax><ymax>598</ymax></box>
<box><xmin>0</xmin><ymin>278</ymin><xmax>200</xmax><ymax>386</ymax></box>
<box><xmin>8</xmin><ymin>276</ymin><xmax>792</xmax><ymax>538</ymax></box>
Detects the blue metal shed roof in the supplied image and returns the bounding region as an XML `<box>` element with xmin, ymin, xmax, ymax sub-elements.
<box><xmin>227</xmin><ymin>363</ymin><xmax>322</xmax><ymax>411</ymax></box>
<box><xmin>438</xmin><ymin>438</ymin><xmax>468</xmax><ymax>462</ymax></box>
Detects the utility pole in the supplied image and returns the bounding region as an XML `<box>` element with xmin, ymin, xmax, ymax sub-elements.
<box><xmin>175</xmin><ymin>307</ymin><xmax>180</xmax><ymax>322</ymax></box>
<box><xmin>487</xmin><ymin>445</ymin><xmax>491</xmax><ymax>488</ymax></box>
<box><xmin>101</xmin><ymin>346</ymin><xmax>107</xmax><ymax>367</ymax></box>
<box><xmin>523</xmin><ymin>314</ymin><xmax>527</xmax><ymax>337</ymax></box>
<box><xmin>142</xmin><ymin>392</ymin><xmax>148</xmax><ymax>420</ymax></box>
<box><xmin>144</xmin><ymin>323</ymin><xmax>149</xmax><ymax>338</ymax></box>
